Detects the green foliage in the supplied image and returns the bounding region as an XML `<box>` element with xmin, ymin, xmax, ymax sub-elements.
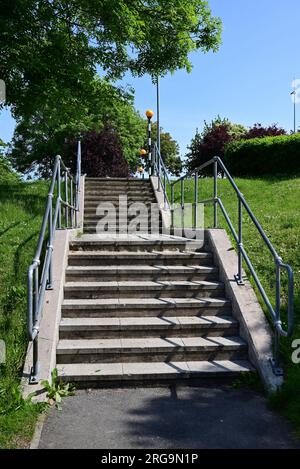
<box><xmin>185</xmin><ymin>117</ymin><xmax>246</xmax><ymax>172</ymax></box>
<box><xmin>0</xmin><ymin>179</ymin><xmax>49</xmax><ymax>447</ymax></box>
<box><xmin>225</xmin><ymin>134</ymin><xmax>300</xmax><ymax>176</ymax></box>
<box><xmin>9</xmin><ymin>78</ymin><xmax>145</xmax><ymax>176</ymax></box>
<box><xmin>1</xmin><ymin>1</ymin><xmax>221</xmax><ymax>118</ymax></box>
<box><xmin>0</xmin><ymin>383</ymin><xmax>36</xmax><ymax>416</ymax></box>
<box><xmin>41</xmin><ymin>368</ymin><xmax>75</xmax><ymax>410</ymax></box>
<box><xmin>0</xmin><ymin>140</ymin><xmax>19</xmax><ymax>183</ymax></box>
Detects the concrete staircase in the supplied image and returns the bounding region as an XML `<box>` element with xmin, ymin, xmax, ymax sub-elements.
<box><xmin>56</xmin><ymin>178</ymin><xmax>253</xmax><ymax>385</ymax></box>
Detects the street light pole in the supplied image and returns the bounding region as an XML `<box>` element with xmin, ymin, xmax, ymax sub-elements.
<box><xmin>156</xmin><ymin>76</ymin><xmax>160</xmax><ymax>153</ymax></box>
<box><xmin>291</xmin><ymin>82</ymin><xmax>297</xmax><ymax>134</ymax></box>
<box><xmin>145</xmin><ymin>109</ymin><xmax>154</xmax><ymax>176</ymax></box>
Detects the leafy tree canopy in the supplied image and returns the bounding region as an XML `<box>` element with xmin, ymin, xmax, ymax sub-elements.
<box><xmin>68</xmin><ymin>126</ymin><xmax>129</xmax><ymax>178</ymax></box>
<box><xmin>0</xmin><ymin>0</ymin><xmax>222</xmax><ymax>117</ymax></box>
<box><xmin>9</xmin><ymin>77</ymin><xmax>145</xmax><ymax>176</ymax></box>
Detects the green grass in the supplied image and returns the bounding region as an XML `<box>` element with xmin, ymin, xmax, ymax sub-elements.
<box><xmin>0</xmin><ymin>177</ymin><xmax>49</xmax><ymax>448</ymax></box>
<box><xmin>171</xmin><ymin>175</ymin><xmax>300</xmax><ymax>435</ymax></box>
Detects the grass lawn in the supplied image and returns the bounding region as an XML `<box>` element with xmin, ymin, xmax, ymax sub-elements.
<box><xmin>0</xmin><ymin>177</ymin><xmax>49</xmax><ymax>448</ymax></box>
<box><xmin>171</xmin><ymin>175</ymin><xmax>300</xmax><ymax>435</ymax></box>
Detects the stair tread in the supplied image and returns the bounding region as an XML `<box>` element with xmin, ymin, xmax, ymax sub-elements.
<box><xmin>66</xmin><ymin>265</ymin><xmax>217</xmax><ymax>273</ymax></box>
<box><xmin>57</xmin><ymin>360</ymin><xmax>254</xmax><ymax>380</ymax></box>
<box><xmin>60</xmin><ymin>315</ymin><xmax>237</xmax><ymax>330</ymax></box>
<box><xmin>57</xmin><ymin>335</ymin><xmax>246</xmax><ymax>353</ymax></box>
<box><xmin>64</xmin><ymin>280</ymin><xmax>224</xmax><ymax>289</ymax></box>
<box><xmin>68</xmin><ymin>251</ymin><xmax>212</xmax><ymax>258</ymax></box>
<box><xmin>62</xmin><ymin>297</ymin><xmax>231</xmax><ymax>308</ymax></box>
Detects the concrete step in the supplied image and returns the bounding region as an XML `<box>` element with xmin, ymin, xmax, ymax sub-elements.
<box><xmin>65</xmin><ymin>265</ymin><xmax>218</xmax><ymax>282</ymax></box>
<box><xmin>61</xmin><ymin>297</ymin><xmax>232</xmax><ymax>318</ymax></box>
<box><xmin>69</xmin><ymin>238</ymin><xmax>202</xmax><ymax>252</ymax></box>
<box><xmin>85</xmin><ymin>178</ymin><xmax>151</xmax><ymax>184</ymax></box>
<box><xmin>56</xmin><ymin>336</ymin><xmax>248</xmax><ymax>363</ymax></box>
<box><xmin>57</xmin><ymin>360</ymin><xmax>254</xmax><ymax>384</ymax></box>
<box><xmin>85</xmin><ymin>193</ymin><xmax>155</xmax><ymax>199</ymax></box>
<box><xmin>83</xmin><ymin>227</ymin><xmax>162</xmax><ymax>235</ymax></box>
<box><xmin>63</xmin><ymin>280</ymin><xmax>225</xmax><ymax>299</ymax></box>
<box><xmin>83</xmin><ymin>217</ymin><xmax>162</xmax><ymax>224</ymax></box>
<box><xmin>85</xmin><ymin>189</ymin><xmax>154</xmax><ymax>195</ymax></box>
<box><xmin>59</xmin><ymin>316</ymin><xmax>238</xmax><ymax>339</ymax></box>
<box><xmin>67</xmin><ymin>251</ymin><xmax>213</xmax><ymax>266</ymax></box>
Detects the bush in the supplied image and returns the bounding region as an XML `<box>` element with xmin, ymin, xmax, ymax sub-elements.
<box><xmin>243</xmin><ymin>123</ymin><xmax>286</xmax><ymax>139</ymax></box>
<box><xmin>224</xmin><ymin>134</ymin><xmax>300</xmax><ymax>176</ymax></box>
<box><xmin>185</xmin><ymin>117</ymin><xmax>246</xmax><ymax>173</ymax></box>
<box><xmin>68</xmin><ymin>127</ymin><xmax>129</xmax><ymax>178</ymax></box>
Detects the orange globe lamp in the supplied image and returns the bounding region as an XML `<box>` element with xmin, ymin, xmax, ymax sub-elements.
<box><xmin>145</xmin><ymin>109</ymin><xmax>154</xmax><ymax>119</ymax></box>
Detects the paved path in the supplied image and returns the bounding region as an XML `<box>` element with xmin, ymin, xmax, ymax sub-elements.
<box><xmin>38</xmin><ymin>386</ymin><xmax>300</xmax><ymax>449</ymax></box>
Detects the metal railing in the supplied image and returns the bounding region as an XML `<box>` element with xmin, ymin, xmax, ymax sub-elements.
<box><xmin>27</xmin><ymin>141</ymin><xmax>82</xmax><ymax>384</ymax></box>
<box><xmin>152</xmin><ymin>142</ymin><xmax>171</xmax><ymax>210</ymax></box>
<box><xmin>167</xmin><ymin>156</ymin><xmax>293</xmax><ymax>375</ymax></box>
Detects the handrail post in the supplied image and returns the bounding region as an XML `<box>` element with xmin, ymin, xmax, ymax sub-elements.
<box><xmin>163</xmin><ymin>171</ymin><xmax>167</xmax><ymax>210</ymax></box>
<box><xmin>29</xmin><ymin>266</ymin><xmax>40</xmax><ymax>383</ymax></box>
<box><xmin>157</xmin><ymin>152</ymin><xmax>161</xmax><ymax>191</ymax></box>
<box><xmin>271</xmin><ymin>261</ymin><xmax>284</xmax><ymax>375</ymax></box>
<box><xmin>194</xmin><ymin>172</ymin><xmax>198</xmax><ymax>229</ymax></box>
<box><xmin>235</xmin><ymin>197</ymin><xmax>244</xmax><ymax>285</ymax></box>
<box><xmin>47</xmin><ymin>195</ymin><xmax>53</xmax><ymax>290</ymax></box>
<box><xmin>213</xmin><ymin>157</ymin><xmax>218</xmax><ymax>228</ymax></box>
<box><xmin>29</xmin><ymin>336</ymin><xmax>39</xmax><ymax>384</ymax></box>
<box><xmin>58</xmin><ymin>159</ymin><xmax>62</xmax><ymax>229</ymax></box>
<box><xmin>70</xmin><ymin>176</ymin><xmax>74</xmax><ymax>228</ymax></box>
<box><xmin>181</xmin><ymin>178</ymin><xmax>184</xmax><ymax>232</ymax></box>
<box><xmin>171</xmin><ymin>184</ymin><xmax>174</xmax><ymax>233</ymax></box>
<box><xmin>65</xmin><ymin>170</ymin><xmax>69</xmax><ymax>228</ymax></box>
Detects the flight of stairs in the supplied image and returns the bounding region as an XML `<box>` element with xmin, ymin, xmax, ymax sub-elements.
<box><xmin>56</xmin><ymin>178</ymin><xmax>253</xmax><ymax>385</ymax></box>
<box><xmin>83</xmin><ymin>177</ymin><xmax>162</xmax><ymax>234</ymax></box>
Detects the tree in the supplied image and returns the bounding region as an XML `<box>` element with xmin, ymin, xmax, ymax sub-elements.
<box><xmin>243</xmin><ymin>123</ymin><xmax>286</xmax><ymax>139</ymax></box>
<box><xmin>68</xmin><ymin>127</ymin><xmax>129</xmax><ymax>178</ymax></box>
<box><xmin>0</xmin><ymin>1</ymin><xmax>222</xmax><ymax>118</ymax></box>
<box><xmin>185</xmin><ymin>117</ymin><xmax>246</xmax><ymax>172</ymax></box>
<box><xmin>143</xmin><ymin>123</ymin><xmax>182</xmax><ymax>176</ymax></box>
<box><xmin>9</xmin><ymin>78</ymin><xmax>145</xmax><ymax>177</ymax></box>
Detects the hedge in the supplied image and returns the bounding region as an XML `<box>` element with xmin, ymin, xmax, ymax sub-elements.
<box><xmin>224</xmin><ymin>134</ymin><xmax>300</xmax><ymax>176</ymax></box>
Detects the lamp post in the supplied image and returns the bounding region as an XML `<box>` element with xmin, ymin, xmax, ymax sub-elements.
<box><xmin>145</xmin><ymin>109</ymin><xmax>154</xmax><ymax>176</ymax></box>
<box><xmin>156</xmin><ymin>76</ymin><xmax>160</xmax><ymax>154</ymax></box>
<box><xmin>291</xmin><ymin>89</ymin><xmax>296</xmax><ymax>134</ymax></box>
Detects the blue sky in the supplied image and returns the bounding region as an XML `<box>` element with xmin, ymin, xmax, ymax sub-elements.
<box><xmin>1</xmin><ymin>0</ymin><xmax>300</xmax><ymax>157</ymax></box>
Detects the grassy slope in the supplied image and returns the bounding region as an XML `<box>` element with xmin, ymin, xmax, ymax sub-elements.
<box><xmin>0</xmin><ymin>177</ymin><xmax>48</xmax><ymax>448</ymax></box>
<box><xmin>172</xmin><ymin>176</ymin><xmax>300</xmax><ymax>434</ymax></box>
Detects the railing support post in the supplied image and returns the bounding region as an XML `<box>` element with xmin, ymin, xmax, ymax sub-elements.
<box><xmin>213</xmin><ymin>158</ymin><xmax>218</xmax><ymax>228</ymax></box>
<box><xmin>47</xmin><ymin>196</ymin><xmax>53</xmax><ymax>290</ymax></box>
<box><xmin>157</xmin><ymin>153</ymin><xmax>161</xmax><ymax>191</ymax></box>
<box><xmin>181</xmin><ymin>178</ymin><xmax>184</xmax><ymax>232</ymax></box>
<box><xmin>271</xmin><ymin>262</ymin><xmax>284</xmax><ymax>376</ymax></box>
<box><xmin>29</xmin><ymin>336</ymin><xmax>40</xmax><ymax>384</ymax></box>
<box><xmin>65</xmin><ymin>170</ymin><xmax>69</xmax><ymax>228</ymax></box>
<box><xmin>171</xmin><ymin>184</ymin><xmax>174</xmax><ymax>233</ymax></box>
<box><xmin>235</xmin><ymin>197</ymin><xmax>244</xmax><ymax>285</ymax></box>
<box><xmin>193</xmin><ymin>172</ymin><xmax>198</xmax><ymax>229</ymax></box>
<box><xmin>58</xmin><ymin>159</ymin><xmax>62</xmax><ymax>229</ymax></box>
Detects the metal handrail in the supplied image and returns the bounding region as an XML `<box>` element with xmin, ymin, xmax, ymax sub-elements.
<box><xmin>170</xmin><ymin>156</ymin><xmax>294</xmax><ymax>375</ymax></box>
<box><xmin>27</xmin><ymin>141</ymin><xmax>82</xmax><ymax>384</ymax></box>
<box><xmin>152</xmin><ymin>142</ymin><xmax>171</xmax><ymax>210</ymax></box>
